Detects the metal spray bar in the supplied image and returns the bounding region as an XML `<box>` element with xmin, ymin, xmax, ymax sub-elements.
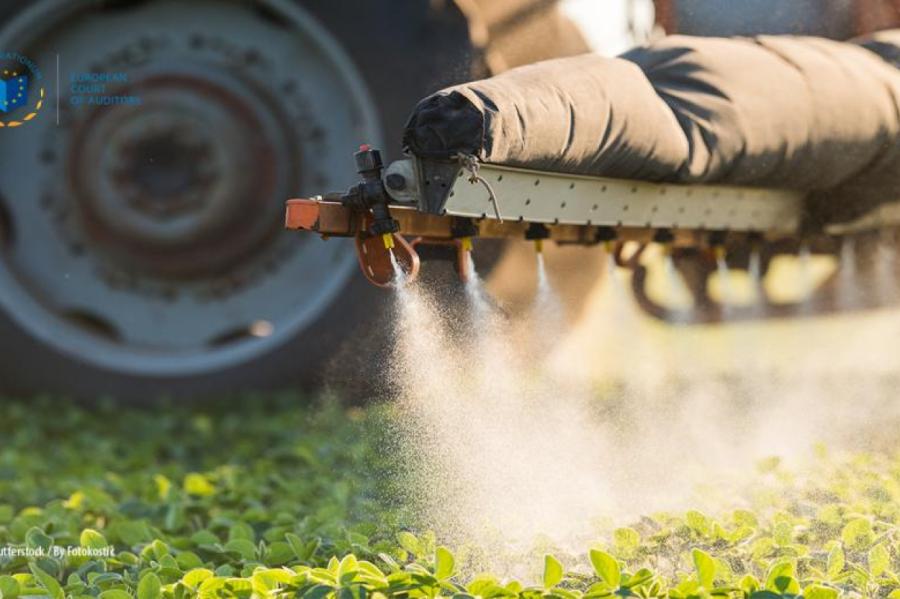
<box><xmin>439</xmin><ymin>162</ymin><xmax>805</xmax><ymax>233</ymax></box>
<box><xmin>284</xmin><ymin>147</ymin><xmax>816</xmax><ymax>287</ymax></box>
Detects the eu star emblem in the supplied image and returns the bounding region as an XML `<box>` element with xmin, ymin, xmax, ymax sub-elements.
<box><xmin>0</xmin><ymin>75</ymin><xmax>28</xmax><ymax>114</ymax></box>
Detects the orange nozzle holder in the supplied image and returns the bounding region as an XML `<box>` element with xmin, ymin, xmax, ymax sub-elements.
<box><xmin>410</xmin><ymin>237</ymin><xmax>472</xmax><ymax>283</ymax></box>
<box><xmin>356</xmin><ymin>228</ymin><xmax>420</xmax><ymax>287</ymax></box>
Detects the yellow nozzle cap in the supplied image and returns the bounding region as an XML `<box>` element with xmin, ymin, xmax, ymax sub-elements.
<box><xmin>713</xmin><ymin>246</ymin><xmax>726</xmax><ymax>261</ymax></box>
<box><xmin>382</xmin><ymin>233</ymin><xmax>395</xmax><ymax>250</ymax></box>
<box><xmin>461</xmin><ymin>236</ymin><xmax>473</xmax><ymax>252</ymax></box>
<box><xmin>534</xmin><ymin>239</ymin><xmax>544</xmax><ymax>253</ymax></box>
<box><xmin>603</xmin><ymin>240</ymin><xmax>614</xmax><ymax>253</ymax></box>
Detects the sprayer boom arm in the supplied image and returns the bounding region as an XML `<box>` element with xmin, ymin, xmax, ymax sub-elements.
<box><xmin>284</xmin><ymin>150</ymin><xmax>900</xmax><ymax>290</ymax></box>
<box><xmin>288</xmin><ymin>155</ymin><xmax>810</xmax><ymax>239</ymax></box>
<box><xmin>286</xmin><ymin>197</ymin><xmax>732</xmax><ymax>246</ymax></box>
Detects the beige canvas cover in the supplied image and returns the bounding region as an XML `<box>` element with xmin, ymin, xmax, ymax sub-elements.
<box><xmin>403</xmin><ymin>31</ymin><xmax>900</xmax><ymax>224</ymax></box>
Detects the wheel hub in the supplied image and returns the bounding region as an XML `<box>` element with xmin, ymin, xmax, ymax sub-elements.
<box><xmin>70</xmin><ymin>71</ymin><xmax>290</xmax><ymax>277</ymax></box>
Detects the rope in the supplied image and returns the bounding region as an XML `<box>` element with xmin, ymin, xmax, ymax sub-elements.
<box><xmin>457</xmin><ymin>153</ymin><xmax>503</xmax><ymax>222</ymax></box>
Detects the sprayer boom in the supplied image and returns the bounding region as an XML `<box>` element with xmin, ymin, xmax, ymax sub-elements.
<box><xmin>286</xmin><ymin>148</ymin><xmax>811</xmax><ymax>283</ymax></box>
<box><xmin>284</xmin><ymin>148</ymin><xmax>900</xmax><ymax>321</ymax></box>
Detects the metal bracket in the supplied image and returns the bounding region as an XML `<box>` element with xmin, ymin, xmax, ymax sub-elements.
<box><xmin>412</xmin><ymin>157</ymin><xmax>462</xmax><ymax>214</ymax></box>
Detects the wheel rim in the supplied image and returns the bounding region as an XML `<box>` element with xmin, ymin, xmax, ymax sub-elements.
<box><xmin>0</xmin><ymin>0</ymin><xmax>382</xmax><ymax>377</ymax></box>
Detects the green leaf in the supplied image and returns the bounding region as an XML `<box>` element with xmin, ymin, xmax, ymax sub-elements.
<box><xmin>467</xmin><ymin>575</ymin><xmax>500</xmax><ymax>597</ymax></box>
<box><xmin>251</xmin><ymin>569</ymin><xmax>294</xmax><ymax>595</ymax></box>
<box><xmin>740</xmin><ymin>574</ymin><xmax>760</xmax><ymax>595</ymax></box>
<box><xmin>137</xmin><ymin>573</ymin><xmax>161</xmax><ymax>599</ymax></box>
<box><xmin>224</xmin><ymin>539</ymin><xmax>257</xmax><ymax>561</ymax></box>
<box><xmin>200</xmin><ymin>577</ymin><xmax>227</xmax><ymax>595</ymax></box>
<box><xmin>176</xmin><ymin>551</ymin><xmax>204</xmax><ymax>570</ymax></box>
<box><xmin>109</xmin><ymin>520</ymin><xmax>151</xmax><ymax>546</ymax></box>
<box><xmin>153</xmin><ymin>474</ymin><xmax>172</xmax><ymax>500</ymax></box>
<box><xmin>397</xmin><ymin>532</ymin><xmax>422</xmax><ymax>557</ymax></box>
<box><xmin>338</xmin><ymin>554</ymin><xmax>359</xmax><ymax>580</ymax></box>
<box><xmin>590</xmin><ymin>549</ymin><xmax>620</xmax><ymax>589</ymax></box>
<box><xmin>773</xmin><ymin>522</ymin><xmax>793</xmax><ymax>546</ymax></box>
<box><xmin>841</xmin><ymin>518</ymin><xmax>874</xmax><ymax>551</ymax></box>
<box><xmin>98</xmin><ymin>590</ymin><xmax>132</xmax><ymax>599</ymax></box>
<box><xmin>304</xmin><ymin>584</ymin><xmax>334</xmax><ymax>599</ymax></box>
<box><xmin>286</xmin><ymin>533</ymin><xmax>307</xmax><ymax>560</ymax></box>
<box><xmin>79</xmin><ymin>528</ymin><xmax>108</xmax><ymax>549</ymax></box>
<box><xmin>622</xmin><ymin>568</ymin><xmax>654</xmax><ymax>590</ymax></box>
<box><xmin>686</xmin><ymin>511</ymin><xmax>712</xmax><ymax>537</ymax></box>
<box><xmin>869</xmin><ymin>543</ymin><xmax>891</xmax><ymax>577</ymax></box>
<box><xmin>733</xmin><ymin>510</ymin><xmax>759</xmax><ymax>528</ymax></box>
<box><xmin>265</xmin><ymin>541</ymin><xmax>294</xmax><ymax>566</ymax></box>
<box><xmin>692</xmin><ymin>549</ymin><xmax>715</xmax><ymax>589</ymax></box>
<box><xmin>804</xmin><ymin>584</ymin><xmax>838</xmax><ymax>599</ymax></box>
<box><xmin>766</xmin><ymin>561</ymin><xmax>798</xmax><ymax>594</ymax></box>
<box><xmin>435</xmin><ymin>547</ymin><xmax>455</xmax><ymax>580</ymax></box>
<box><xmin>25</xmin><ymin>527</ymin><xmax>52</xmax><ymax>550</ymax></box>
<box><xmin>191</xmin><ymin>529</ymin><xmax>219</xmax><ymax>546</ymax></box>
<box><xmin>150</xmin><ymin>539</ymin><xmax>169</xmax><ymax>559</ymax></box>
<box><xmin>228</xmin><ymin>522</ymin><xmax>255</xmax><ymax>543</ymax></box>
<box><xmin>613</xmin><ymin>528</ymin><xmax>640</xmax><ymax>558</ymax></box>
<box><xmin>183</xmin><ymin>472</ymin><xmax>216</xmax><ymax>497</ymax></box>
<box><xmin>544</xmin><ymin>554</ymin><xmax>564</xmax><ymax>589</ymax></box>
<box><xmin>0</xmin><ymin>575</ymin><xmax>20</xmax><ymax>599</ymax></box>
<box><xmin>29</xmin><ymin>564</ymin><xmax>63</xmax><ymax>599</ymax></box>
<box><xmin>826</xmin><ymin>544</ymin><xmax>844</xmax><ymax>579</ymax></box>
<box><xmin>182</xmin><ymin>568</ymin><xmax>215</xmax><ymax>590</ymax></box>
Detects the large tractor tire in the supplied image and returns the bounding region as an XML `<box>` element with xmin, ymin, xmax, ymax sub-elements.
<box><xmin>0</xmin><ymin>0</ymin><xmax>474</xmax><ymax>401</ymax></box>
<box><xmin>0</xmin><ymin>0</ymin><xmax>588</xmax><ymax>401</ymax></box>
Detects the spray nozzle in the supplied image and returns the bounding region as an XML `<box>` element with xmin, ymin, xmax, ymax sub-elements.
<box><xmin>450</xmin><ymin>217</ymin><xmax>478</xmax><ymax>254</ymax></box>
<box><xmin>526</xmin><ymin>223</ymin><xmax>551</xmax><ymax>253</ymax></box>
<box><xmin>708</xmin><ymin>230</ymin><xmax>728</xmax><ymax>261</ymax></box>
<box><xmin>328</xmin><ymin>145</ymin><xmax>420</xmax><ymax>286</ymax></box>
<box><xmin>653</xmin><ymin>228</ymin><xmax>675</xmax><ymax>254</ymax></box>
<box><xmin>595</xmin><ymin>226</ymin><xmax>618</xmax><ymax>254</ymax></box>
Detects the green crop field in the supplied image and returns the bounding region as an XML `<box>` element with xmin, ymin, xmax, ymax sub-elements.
<box><xmin>0</xmin><ymin>395</ymin><xmax>898</xmax><ymax>599</ymax></box>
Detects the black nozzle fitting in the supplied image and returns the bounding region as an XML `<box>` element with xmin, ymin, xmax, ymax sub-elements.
<box><xmin>653</xmin><ymin>228</ymin><xmax>675</xmax><ymax>244</ymax></box>
<box><xmin>595</xmin><ymin>226</ymin><xmax>617</xmax><ymax>243</ymax></box>
<box><xmin>525</xmin><ymin>223</ymin><xmax>551</xmax><ymax>240</ymax></box>
<box><xmin>451</xmin><ymin>217</ymin><xmax>478</xmax><ymax>239</ymax></box>
<box><xmin>708</xmin><ymin>229</ymin><xmax>728</xmax><ymax>247</ymax></box>
<box><xmin>341</xmin><ymin>145</ymin><xmax>399</xmax><ymax>238</ymax></box>
<box><xmin>369</xmin><ymin>203</ymin><xmax>400</xmax><ymax>236</ymax></box>
<box><xmin>354</xmin><ymin>145</ymin><xmax>383</xmax><ymax>176</ymax></box>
